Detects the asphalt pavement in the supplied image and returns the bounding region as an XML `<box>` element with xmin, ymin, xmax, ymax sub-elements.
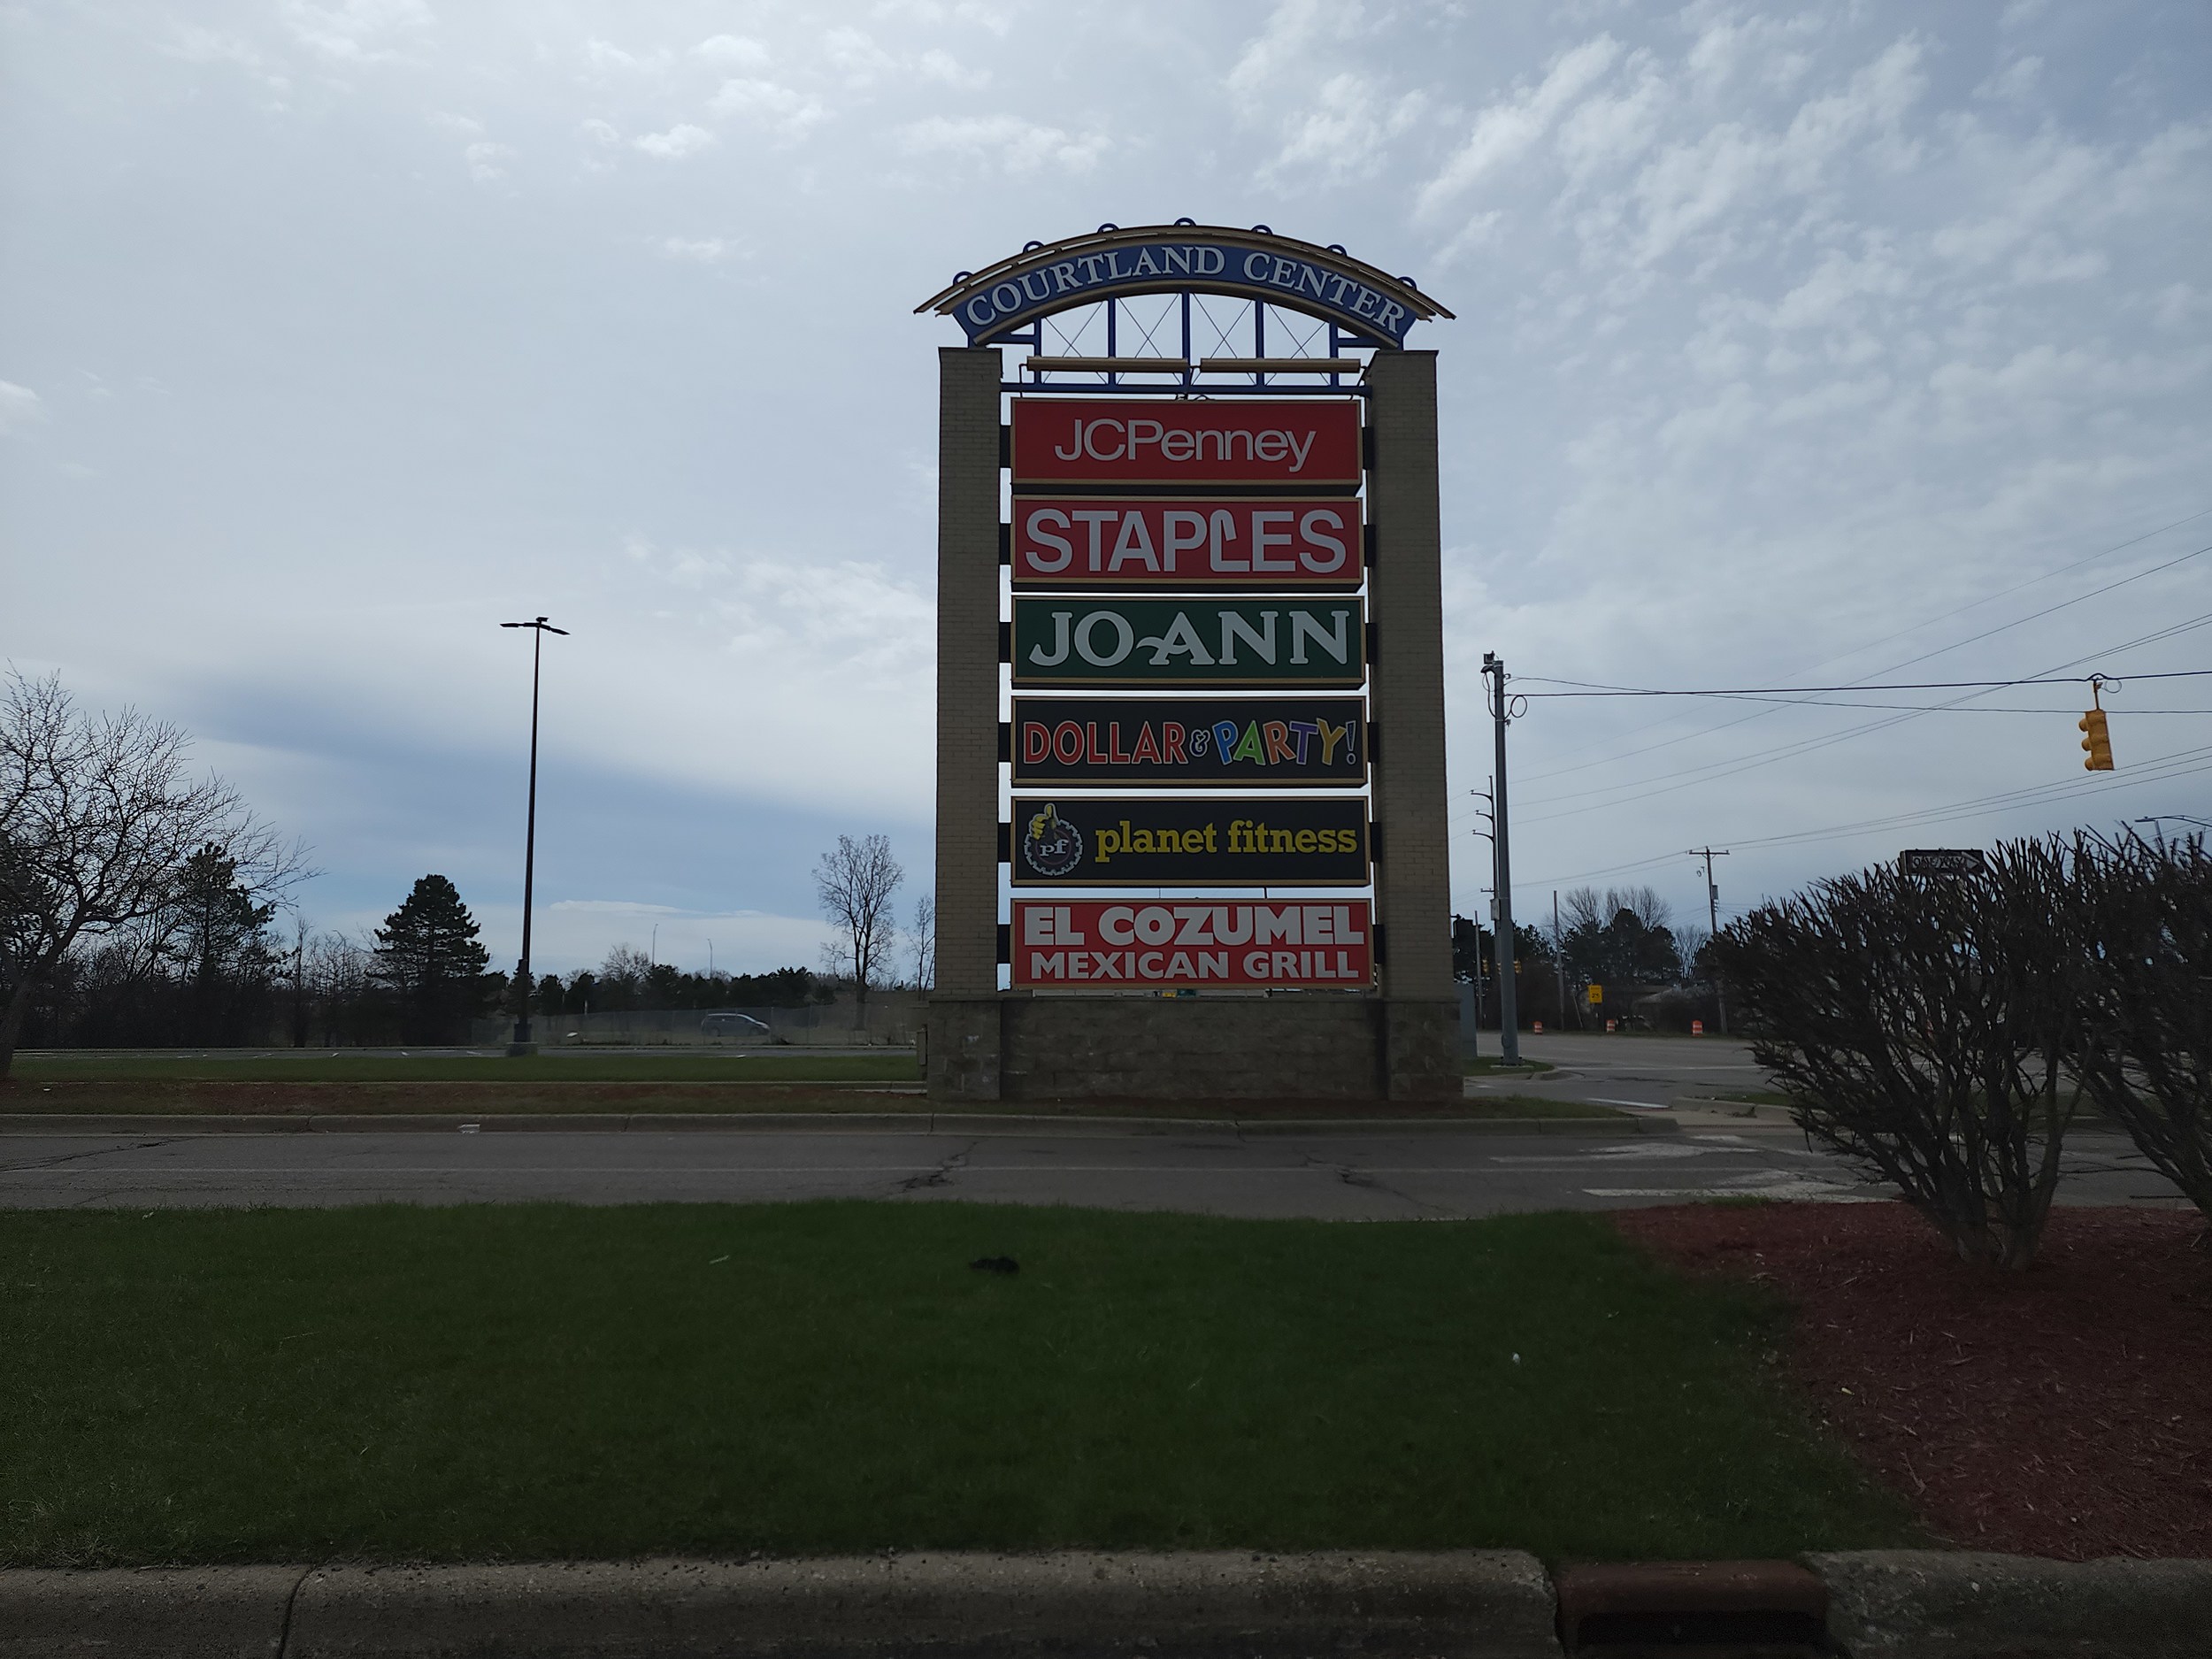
<box><xmin>1469</xmin><ymin>1031</ymin><xmax>1774</xmax><ymax>1111</ymax></box>
<box><xmin>0</xmin><ymin>1120</ymin><xmax>2178</xmax><ymax>1217</ymax></box>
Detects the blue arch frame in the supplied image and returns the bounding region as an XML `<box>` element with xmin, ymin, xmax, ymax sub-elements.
<box><xmin>917</xmin><ymin>222</ymin><xmax>1451</xmax><ymax>396</ymax></box>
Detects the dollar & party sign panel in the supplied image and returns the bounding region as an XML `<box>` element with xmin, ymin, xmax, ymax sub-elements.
<box><xmin>1010</xmin><ymin>696</ymin><xmax>1365</xmax><ymax>787</ymax></box>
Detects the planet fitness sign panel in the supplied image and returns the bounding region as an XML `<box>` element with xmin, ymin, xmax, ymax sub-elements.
<box><xmin>1011</xmin><ymin>696</ymin><xmax>1365</xmax><ymax>787</ymax></box>
<box><xmin>1011</xmin><ymin>399</ymin><xmax>1362</xmax><ymax>488</ymax></box>
<box><xmin>1012</xmin><ymin>797</ymin><xmax>1368</xmax><ymax>887</ymax></box>
<box><xmin>1011</xmin><ymin>901</ymin><xmax>1375</xmax><ymax>990</ymax></box>
<box><xmin>1011</xmin><ymin>498</ymin><xmax>1362</xmax><ymax>588</ymax></box>
<box><xmin>1012</xmin><ymin>598</ymin><xmax>1364</xmax><ymax>687</ymax></box>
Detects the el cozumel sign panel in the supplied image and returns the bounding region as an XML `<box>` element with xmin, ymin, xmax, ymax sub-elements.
<box><xmin>1011</xmin><ymin>696</ymin><xmax>1365</xmax><ymax>787</ymax></box>
<box><xmin>917</xmin><ymin>225</ymin><xmax>1451</xmax><ymax>349</ymax></box>
<box><xmin>1013</xmin><ymin>597</ymin><xmax>1364</xmax><ymax>687</ymax></box>
<box><xmin>1012</xmin><ymin>797</ymin><xmax>1370</xmax><ymax>887</ymax></box>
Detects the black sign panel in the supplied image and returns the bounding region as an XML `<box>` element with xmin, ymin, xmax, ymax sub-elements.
<box><xmin>1010</xmin><ymin>797</ymin><xmax>1370</xmax><ymax>887</ymax></box>
<box><xmin>1010</xmin><ymin>697</ymin><xmax>1365</xmax><ymax>788</ymax></box>
<box><xmin>1900</xmin><ymin>849</ymin><xmax>1987</xmax><ymax>877</ymax></box>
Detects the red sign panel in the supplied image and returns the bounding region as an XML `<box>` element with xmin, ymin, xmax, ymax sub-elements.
<box><xmin>1011</xmin><ymin>398</ymin><xmax>1363</xmax><ymax>488</ymax></box>
<box><xmin>1011</xmin><ymin>497</ymin><xmax>1362</xmax><ymax>588</ymax></box>
<box><xmin>1010</xmin><ymin>900</ymin><xmax>1373</xmax><ymax>990</ymax></box>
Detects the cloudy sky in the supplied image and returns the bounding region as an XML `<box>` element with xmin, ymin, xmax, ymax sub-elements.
<box><xmin>4</xmin><ymin>0</ymin><xmax>2208</xmax><ymax>976</ymax></box>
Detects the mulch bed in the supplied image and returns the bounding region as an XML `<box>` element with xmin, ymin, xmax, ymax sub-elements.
<box><xmin>1616</xmin><ymin>1202</ymin><xmax>2212</xmax><ymax>1560</ymax></box>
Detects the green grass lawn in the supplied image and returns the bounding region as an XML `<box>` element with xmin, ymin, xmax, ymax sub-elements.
<box><xmin>0</xmin><ymin>1202</ymin><xmax>1915</xmax><ymax>1566</ymax></box>
<box><xmin>6</xmin><ymin>1052</ymin><xmax>920</xmax><ymax>1085</ymax></box>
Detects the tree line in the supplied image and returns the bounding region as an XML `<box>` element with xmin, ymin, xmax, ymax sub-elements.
<box><xmin>1454</xmin><ymin>883</ymin><xmax>1720</xmax><ymax>1029</ymax></box>
<box><xmin>0</xmin><ymin>673</ymin><xmax>863</xmax><ymax>1069</ymax></box>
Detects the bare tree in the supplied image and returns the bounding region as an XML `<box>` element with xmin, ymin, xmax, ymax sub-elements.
<box><xmin>1607</xmin><ymin>885</ymin><xmax>1673</xmax><ymax>933</ymax></box>
<box><xmin>815</xmin><ymin>833</ymin><xmax>903</xmax><ymax>1022</ymax></box>
<box><xmin>909</xmin><ymin>894</ymin><xmax>935</xmax><ymax>991</ymax></box>
<box><xmin>1561</xmin><ymin>887</ymin><xmax>1604</xmax><ymax>934</ymax></box>
<box><xmin>0</xmin><ymin>672</ymin><xmax>306</xmax><ymax>1076</ymax></box>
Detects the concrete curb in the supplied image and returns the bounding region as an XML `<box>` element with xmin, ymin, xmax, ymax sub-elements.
<box><xmin>0</xmin><ymin>1563</ymin><xmax>303</xmax><ymax>1657</ymax></box>
<box><xmin>1809</xmin><ymin>1549</ymin><xmax>2212</xmax><ymax>1657</ymax></box>
<box><xmin>8</xmin><ymin>1551</ymin><xmax>2212</xmax><ymax>1657</ymax></box>
<box><xmin>0</xmin><ymin>1111</ymin><xmax>1672</xmax><ymax>1138</ymax></box>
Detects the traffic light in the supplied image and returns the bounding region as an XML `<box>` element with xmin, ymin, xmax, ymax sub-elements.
<box><xmin>2079</xmin><ymin>708</ymin><xmax>2114</xmax><ymax>771</ymax></box>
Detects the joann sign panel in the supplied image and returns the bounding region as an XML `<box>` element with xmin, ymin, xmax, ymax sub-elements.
<box><xmin>1013</xmin><ymin>598</ymin><xmax>1364</xmax><ymax>687</ymax></box>
<box><xmin>1011</xmin><ymin>901</ymin><xmax>1375</xmax><ymax>989</ymax></box>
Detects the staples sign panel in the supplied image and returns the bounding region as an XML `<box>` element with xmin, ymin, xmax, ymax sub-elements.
<box><xmin>1011</xmin><ymin>398</ymin><xmax>1362</xmax><ymax>488</ymax></box>
<box><xmin>1012</xmin><ymin>497</ymin><xmax>1363</xmax><ymax>588</ymax></box>
<box><xmin>1011</xmin><ymin>900</ymin><xmax>1375</xmax><ymax>990</ymax></box>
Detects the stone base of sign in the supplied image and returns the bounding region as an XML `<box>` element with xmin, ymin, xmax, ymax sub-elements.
<box><xmin>1382</xmin><ymin>998</ymin><xmax>1462</xmax><ymax>1102</ymax></box>
<box><xmin>925</xmin><ymin>995</ymin><xmax>1460</xmax><ymax>1102</ymax></box>
<box><xmin>926</xmin><ymin>995</ymin><xmax>1006</xmax><ymax>1101</ymax></box>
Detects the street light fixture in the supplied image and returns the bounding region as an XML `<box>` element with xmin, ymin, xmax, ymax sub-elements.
<box><xmin>501</xmin><ymin>616</ymin><xmax>568</xmax><ymax>1054</ymax></box>
<box><xmin>2133</xmin><ymin>814</ymin><xmax>2212</xmax><ymax>836</ymax></box>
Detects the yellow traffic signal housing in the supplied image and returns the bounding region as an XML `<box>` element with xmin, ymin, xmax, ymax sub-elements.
<box><xmin>2079</xmin><ymin>708</ymin><xmax>2114</xmax><ymax>771</ymax></box>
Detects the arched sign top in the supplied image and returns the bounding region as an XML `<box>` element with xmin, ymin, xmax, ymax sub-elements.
<box><xmin>917</xmin><ymin>223</ymin><xmax>1453</xmax><ymax>350</ymax></box>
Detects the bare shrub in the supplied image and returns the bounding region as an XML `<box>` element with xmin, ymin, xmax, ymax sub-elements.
<box><xmin>1714</xmin><ymin>839</ymin><xmax>2084</xmax><ymax>1271</ymax></box>
<box><xmin>2070</xmin><ymin>829</ymin><xmax>2212</xmax><ymax>1225</ymax></box>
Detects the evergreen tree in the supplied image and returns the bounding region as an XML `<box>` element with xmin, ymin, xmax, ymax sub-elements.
<box><xmin>165</xmin><ymin>841</ymin><xmax>279</xmax><ymax>1043</ymax></box>
<box><xmin>373</xmin><ymin>874</ymin><xmax>491</xmax><ymax>1042</ymax></box>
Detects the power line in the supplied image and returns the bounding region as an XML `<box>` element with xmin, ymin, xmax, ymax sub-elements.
<box><xmin>1517</xmin><ymin>666</ymin><xmax>2212</xmax><ymax>699</ymax></box>
<box><xmin>1502</xmin><ymin>512</ymin><xmax>2212</xmax><ymax>792</ymax></box>
<box><xmin>1517</xmin><ymin>741</ymin><xmax>2212</xmax><ymax>887</ymax></box>
<box><xmin>1512</xmin><ymin>611</ymin><xmax>2212</xmax><ymax>822</ymax></box>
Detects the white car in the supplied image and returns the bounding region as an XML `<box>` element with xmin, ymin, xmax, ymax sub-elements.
<box><xmin>700</xmin><ymin>1011</ymin><xmax>779</xmax><ymax>1043</ymax></box>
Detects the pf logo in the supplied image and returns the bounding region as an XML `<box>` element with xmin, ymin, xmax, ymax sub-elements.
<box><xmin>1021</xmin><ymin>803</ymin><xmax>1083</xmax><ymax>878</ymax></box>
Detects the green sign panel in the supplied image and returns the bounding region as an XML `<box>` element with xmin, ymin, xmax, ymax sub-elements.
<box><xmin>1011</xmin><ymin>597</ymin><xmax>1365</xmax><ymax>688</ymax></box>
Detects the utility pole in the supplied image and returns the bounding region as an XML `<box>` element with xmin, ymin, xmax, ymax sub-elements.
<box><xmin>1688</xmin><ymin>847</ymin><xmax>1730</xmax><ymax>1035</ymax></box>
<box><xmin>1468</xmin><ymin>783</ymin><xmax>1494</xmax><ymax>1055</ymax></box>
<box><xmin>1553</xmin><ymin>890</ymin><xmax>1568</xmax><ymax>1035</ymax></box>
<box><xmin>500</xmin><ymin>615</ymin><xmax>568</xmax><ymax>1054</ymax></box>
<box><xmin>1483</xmin><ymin>653</ymin><xmax>1519</xmax><ymax>1065</ymax></box>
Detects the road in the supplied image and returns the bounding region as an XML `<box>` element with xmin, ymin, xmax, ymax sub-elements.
<box><xmin>0</xmin><ymin>1122</ymin><xmax>2178</xmax><ymax>1218</ymax></box>
<box><xmin>1470</xmin><ymin>1031</ymin><xmax>1774</xmax><ymax>1111</ymax></box>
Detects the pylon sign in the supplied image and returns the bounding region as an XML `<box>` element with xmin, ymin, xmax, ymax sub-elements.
<box><xmin>918</xmin><ymin>222</ymin><xmax>1460</xmax><ymax>1103</ymax></box>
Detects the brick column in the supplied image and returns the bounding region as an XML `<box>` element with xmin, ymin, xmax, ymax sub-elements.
<box><xmin>927</xmin><ymin>347</ymin><xmax>1005</xmax><ymax>1098</ymax></box>
<box><xmin>1365</xmin><ymin>351</ymin><xmax>1458</xmax><ymax>1099</ymax></box>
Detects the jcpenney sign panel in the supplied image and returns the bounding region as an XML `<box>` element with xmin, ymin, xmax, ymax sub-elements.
<box><xmin>1012</xmin><ymin>497</ymin><xmax>1361</xmax><ymax>588</ymax></box>
<box><xmin>1010</xmin><ymin>901</ymin><xmax>1375</xmax><ymax>990</ymax></box>
<box><xmin>1012</xmin><ymin>399</ymin><xmax>1361</xmax><ymax>488</ymax></box>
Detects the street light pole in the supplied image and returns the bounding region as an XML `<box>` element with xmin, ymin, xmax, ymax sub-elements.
<box><xmin>501</xmin><ymin>616</ymin><xmax>568</xmax><ymax>1053</ymax></box>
